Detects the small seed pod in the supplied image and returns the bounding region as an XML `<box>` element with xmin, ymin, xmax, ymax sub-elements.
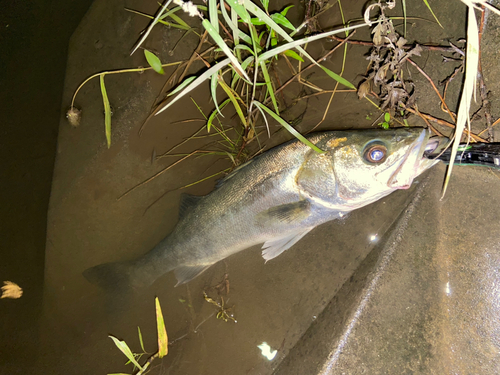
<box><xmin>66</xmin><ymin>107</ymin><xmax>82</xmax><ymax>127</ymax></box>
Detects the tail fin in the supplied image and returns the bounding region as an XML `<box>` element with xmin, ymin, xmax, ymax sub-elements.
<box><xmin>83</xmin><ymin>261</ymin><xmax>139</xmax><ymax>293</ymax></box>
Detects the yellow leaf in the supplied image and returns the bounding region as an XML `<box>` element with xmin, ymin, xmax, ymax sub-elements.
<box><xmin>156</xmin><ymin>297</ymin><xmax>168</xmax><ymax>358</ymax></box>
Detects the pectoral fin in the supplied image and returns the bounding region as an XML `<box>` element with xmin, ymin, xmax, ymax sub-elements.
<box><xmin>174</xmin><ymin>264</ymin><xmax>211</xmax><ymax>286</ymax></box>
<box><xmin>261</xmin><ymin>227</ymin><xmax>314</xmax><ymax>261</ymax></box>
<box><xmin>258</xmin><ymin>200</ymin><xmax>311</xmax><ymax>224</ymax></box>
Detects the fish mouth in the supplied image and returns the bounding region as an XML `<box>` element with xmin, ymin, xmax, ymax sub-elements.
<box><xmin>388</xmin><ymin>130</ymin><xmax>445</xmax><ymax>189</ymax></box>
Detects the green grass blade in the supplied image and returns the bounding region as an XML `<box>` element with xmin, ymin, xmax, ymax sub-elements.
<box><xmin>131</xmin><ymin>0</ymin><xmax>173</xmax><ymax>55</ymax></box>
<box><xmin>109</xmin><ymin>336</ymin><xmax>144</xmax><ymax>370</ymax></box>
<box><xmin>402</xmin><ymin>0</ymin><xmax>407</xmax><ymax>37</ymax></box>
<box><xmin>280</xmin><ymin>5</ymin><xmax>294</xmax><ymax>16</ymax></box>
<box><xmin>155</xmin><ymin>297</ymin><xmax>168</xmax><ymax>358</ymax></box>
<box><xmin>422</xmin><ymin>0</ymin><xmax>443</xmax><ymax>28</ymax></box>
<box><xmin>254</xmin><ymin>101</ymin><xmax>324</xmax><ymax>153</ymax></box>
<box><xmin>190</xmin><ymin>97</ymin><xmax>208</xmax><ymax>120</ymax></box>
<box><xmin>441</xmin><ymin>4</ymin><xmax>478</xmax><ymax>197</ymax></box>
<box><xmin>159</xmin><ymin>6</ymin><xmax>183</xmax><ymax>20</ymax></box>
<box><xmin>283</xmin><ymin>50</ymin><xmax>304</xmax><ymax>62</ymax></box>
<box><xmin>258</xmin><ymin>21</ymin><xmax>370</xmax><ymax>62</ymax></box>
<box><xmin>211</xmin><ymin>73</ymin><xmax>224</xmax><ymax>118</ymax></box>
<box><xmin>99</xmin><ymin>75</ymin><xmax>112</xmax><ymax>148</ymax></box>
<box><xmin>168</xmin><ymin>76</ymin><xmax>196</xmax><ymax>97</ymax></box>
<box><xmin>231</xmin><ymin>55</ymin><xmax>254</xmax><ymax>88</ymax></box>
<box><xmin>224</xmin><ymin>0</ymin><xmax>252</xmax><ymax>23</ymax></box>
<box><xmin>270</xmin><ymin>13</ymin><xmax>295</xmax><ymax>31</ymax></box>
<box><xmin>168</xmin><ymin>12</ymin><xmax>191</xmax><ymax>29</ymax></box>
<box><xmin>218</xmin><ymin>79</ymin><xmax>247</xmax><ymax>127</ymax></box>
<box><xmin>156</xmin><ymin>58</ymin><xmax>230</xmax><ymax>115</ymax></box>
<box><xmin>219</xmin><ymin>0</ymin><xmax>252</xmax><ymax>45</ymax></box>
<box><xmin>319</xmin><ymin>65</ymin><xmax>355</xmax><ymax>89</ymax></box>
<box><xmin>137</xmin><ymin>327</ymin><xmax>145</xmax><ymax>353</ymax></box>
<box><xmin>259</xmin><ymin>61</ymin><xmax>279</xmax><ymax>114</ymax></box>
<box><xmin>208</xmin><ymin>0</ymin><xmax>219</xmax><ymax>33</ymax></box>
<box><xmin>202</xmin><ymin>19</ymin><xmax>250</xmax><ymax>81</ymax></box>
<box><xmin>144</xmin><ymin>50</ymin><xmax>165</xmax><ymax>74</ymax></box>
<box><xmin>126</xmin><ymin>8</ymin><xmax>191</xmax><ymax>31</ymax></box>
<box><xmin>208</xmin><ymin>98</ymin><xmax>230</xmax><ymax>132</ymax></box>
<box><xmin>260</xmin><ymin>0</ymin><xmax>269</xmax><ymax>12</ymax></box>
<box><xmin>253</xmin><ymin>101</ymin><xmax>271</xmax><ymax>137</ymax></box>
<box><xmin>243</xmin><ymin>0</ymin><xmax>315</xmax><ymax>64</ymax></box>
<box><xmin>234</xmin><ymin>44</ymin><xmax>255</xmax><ymax>55</ymax></box>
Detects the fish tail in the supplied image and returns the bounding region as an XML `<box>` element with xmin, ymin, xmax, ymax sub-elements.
<box><xmin>83</xmin><ymin>259</ymin><xmax>160</xmax><ymax>292</ymax></box>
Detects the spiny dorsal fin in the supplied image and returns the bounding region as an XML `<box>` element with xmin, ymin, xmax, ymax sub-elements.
<box><xmin>258</xmin><ymin>200</ymin><xmax>311</xmax><ymax>224</ymax></box>
<box><xmin>261</xmin><ymin>227</ymin><xmax>315</xmax><ymax>261</ymax></box>
<box><xmin>179</xmin><ymin>193</ymin><xmax>203</xmax><ymax>220</ymax></box>
<box><xmin>215</xmin><ymin>158</ymin><xmax>254</xmax><ymax>189</ymax></box>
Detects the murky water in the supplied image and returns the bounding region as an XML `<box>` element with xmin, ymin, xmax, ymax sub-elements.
<box><xmin>5</xmin><ymin>0</ymin><xmax>500</xmax><ymax>373</ymax></box>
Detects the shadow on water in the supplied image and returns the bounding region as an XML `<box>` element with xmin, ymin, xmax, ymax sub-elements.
<box><xmin>4</xmin><ymin>0</ymin><xmax>500</xmax><ymax>374</ymax></box>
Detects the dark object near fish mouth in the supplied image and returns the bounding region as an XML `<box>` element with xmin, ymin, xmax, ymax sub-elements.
<box><xmin>424</xmin><ymin>138</ymin><xmax>500</xmax><ymax>169</ymax></box>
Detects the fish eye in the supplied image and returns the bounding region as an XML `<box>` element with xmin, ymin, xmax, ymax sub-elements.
<box><xmin>364</xmin><ymin>143</ymin><xmax>387</xmax><ymax>164</ymax></box>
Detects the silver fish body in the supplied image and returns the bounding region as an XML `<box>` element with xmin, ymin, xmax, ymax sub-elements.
<box><xmin>84</xmin><ymin>128</ymin><xmax>439</xmax><ymax>289</ymax></box>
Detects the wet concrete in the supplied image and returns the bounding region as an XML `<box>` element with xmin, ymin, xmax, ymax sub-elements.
<box><xmin>276</xmin><ymin>164</ymin><xmax>500</xmax><ymax>374</ymax></box>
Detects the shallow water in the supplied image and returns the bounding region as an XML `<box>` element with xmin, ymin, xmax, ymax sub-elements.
<box><xmin>4</xmin><ymin>0</ymin><xmax>500</xmax><ymax>373</ymax></box>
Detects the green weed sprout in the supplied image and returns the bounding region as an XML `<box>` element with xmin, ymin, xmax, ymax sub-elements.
<box><xmin>108</xmin><ymin>297</ymin><xmax>168</xmax><ymax>375</ymax></box>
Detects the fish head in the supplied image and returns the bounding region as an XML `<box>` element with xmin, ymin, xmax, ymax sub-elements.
<box><xmin>322</xmin><ymin>128</ymin><xmax>441</xmax><ymax>210</ymax></box>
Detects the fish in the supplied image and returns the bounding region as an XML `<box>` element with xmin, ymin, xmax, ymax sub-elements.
<box><xmin>84</xmin><ymin>127</ymin><xmax>440</xmax><ymax>290</ymax></box>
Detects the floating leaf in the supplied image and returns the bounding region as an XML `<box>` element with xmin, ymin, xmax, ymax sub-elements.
<box><xmin>99</xmin><ymin>74</ymin><xmax>112</xmax><ymax>148</ymax></box>
<box><xmin>156</xmin><ymin>297</ymin><xmax>168</xmax><ymax>358</ymax></box>
<box><xmin>144</xmin><ymin>50</ymin><xmax>165</xmax><ymax>74</ymax></box>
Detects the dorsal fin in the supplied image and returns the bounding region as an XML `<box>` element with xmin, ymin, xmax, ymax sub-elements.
<box><xmin>179</xmin><ymin>193</ymin><xmax>203</xmax><ymax>219</ymax></box>
<box><xmin>215</xmin><ymin>158</ymin><xmax>255</xmax><ymax>189</ymax></box>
